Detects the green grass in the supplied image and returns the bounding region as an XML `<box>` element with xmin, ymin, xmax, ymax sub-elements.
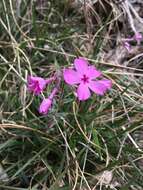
<box><xmin>0</xmin><ymin>0</ymin><xmax>143</xmax><ymax>189</ymax></box>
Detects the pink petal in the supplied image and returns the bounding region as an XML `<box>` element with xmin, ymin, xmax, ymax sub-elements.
<box><xmin>77</xmin><ymin>83</ymin><xmax>91</xmax><ymax>101</ymax></box>
<box><xmin>99</xmin><ymin>79</ymin><xmax>112</xmax><ymax>89</ymax></box>
<box><xmin>134</xmin><ymin>32</ymin><xmax>142</xmax><ymax>45</ymax></box>
<box><xmin>89</xmin><ymin>79</ymin><xmax>112</xmax><ymax>95</ymax></box>
<box><xmin>28</xmin><ymin>76</ymin><xmax>45</xmax><ymax>84</ymax></box>
<box><xmin>39</xmin><ymin>79</ymin><xmax>47</xmax><ymax>88</ymax></box>
<box><xmin>87</xmin><ymin>66</ymin><xmax>101</xmax><ymax>79</ymax></box>
<box><xmin>63</xmin><ymin>69</ymin><xmax>80</xmax><ymax>85</ymax></box>
<box><xmin>134</xmin><ymin>33</ymin><xmax>142</xmax><ymax>40</ymax></box>
<box><xmin>45</xmin><ymin>77</ymin><xmax>55</xmax><ymax>84</ymax></box>
<box><xmin>39</xmin><ymin>98</ymin><xmax>52</xmax><ymax>115</ymax></box>
<box><xmin>74</xmin><ymin>58</ymin><xmax>88</xmax><ymax>74</ymax></box>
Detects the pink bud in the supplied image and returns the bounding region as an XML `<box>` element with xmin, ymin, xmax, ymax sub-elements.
<box><xmin>134</xmin><ymin>33</ymin><xmax>142</xmax><ymax>45</ymax></box>
<box><xmin>39</xmin><ymin>98</ymin><xmax>52</xmax><ymax>115</ymax></box>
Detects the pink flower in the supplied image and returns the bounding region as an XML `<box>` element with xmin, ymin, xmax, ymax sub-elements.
<box><xmin>28</xmin><ymin>76</ymin><xmax>52</xmax><ymax>95</ymax></box>
<box><xmin>133</xmin><ymin>32</ymin><xmax>142</xmax><ymax>45</ymax></box>
<box><xmin>63</xmin><ymin>58</ymin><xmax>112</xmax><ymax>101</ymax></box>
<box><xmin>39</xmin><ymin>98</ymin><xmax>52</xmax><ymax>115</ymax></box>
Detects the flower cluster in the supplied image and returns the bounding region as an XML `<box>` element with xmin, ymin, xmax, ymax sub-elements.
<box><xmin>27</xmin><ymin>58</ymin><xmax>112</xmax><ymax>114</ymax></box>
<box><xmin>123</xmin><ymin>32</ymin><xmax>142</xmax><ymax>52</ymax></box>
<box><xmin>28</xmin><ymin>75</ymin><xmax>58</xmax><ymax>115</ymax></box>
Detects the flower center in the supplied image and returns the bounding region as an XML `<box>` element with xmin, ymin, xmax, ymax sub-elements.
<box><xmin>81</xmin><ymin>74</ymin><xmax>89</xmax><ymax>84</ymax></box>
<box><xmin>33</xmin><ymin>80</ymin><xmax>40</xmax><ymax>90</ymax></box>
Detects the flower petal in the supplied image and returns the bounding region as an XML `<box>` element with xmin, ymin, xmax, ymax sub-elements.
<box><xmin>63</xmin><ymin>69</ymin><xmax>80</xmax><ymax>85</ymax></box>
<box><xmin>87</xmin><ymin>66</ymin><xmax>101</xmax><ymax>79</ymax></box>
<box><xmin>39</xmin><ymin>98</ymin><xmax>52</xmax><ymax>115</ymax></box>
<box><xmin>134</xmin><ymin>32</ymin><xmax>143</xmax><ymax>45</ymax></box>
<box><xmin>74</xmin><ymin>58</ymin><xmax>88</xmax><ymax>74</ymax></box>
<box><xmin>99</xmin><ymin>79</ymin><xmax>112</xmax><ymax>89</ymax></box>
<box><xmin>77</xmin><ymin>83</ymin><xmax>91</xmax><ymax>101</ymax></box>
<box><xmin>89</xmin><ymin>79</ymin><xmax>112</xmax><ymax>95</ymax></box>
<box><xmin>39</xmin><ymin>79</ymin><xmax>47</xmax><ymax>89</ymax></box>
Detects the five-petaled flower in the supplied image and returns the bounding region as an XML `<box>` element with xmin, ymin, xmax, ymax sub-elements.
<box><xmin>63</xmin><ymin>58</ymin><xmax>112</xmax><ymax>101</ymax></box>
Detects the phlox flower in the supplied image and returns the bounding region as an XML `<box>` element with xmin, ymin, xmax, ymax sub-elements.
<box><xmin>28</xmin><ymin>76</ymin><xmax>47</xmax><ymax>95</ymax></box>
<box><xmin>39</xmin><ymin>98</ymin><xmax>52</xmax><ymax>115</ymax></box>
<box><xmin>28</xmin><ymin>76</ymin><xmax>55</xmax><ymax>95</ymax></box>
<box><xmin>133</xmin><ymin>32</ymin><xmax>142</xmax><ymax>45</ymax></box>
<box><xmin>64</xmin><ymin>58</ymin><xmax>112</xmax><ymax>101</ymax></box>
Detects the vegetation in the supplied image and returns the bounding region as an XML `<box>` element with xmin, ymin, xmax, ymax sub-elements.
<box><xmin>0</xmin><ymin>0</ymin><xmax>143</xmax><ymax>189</ymax></box>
